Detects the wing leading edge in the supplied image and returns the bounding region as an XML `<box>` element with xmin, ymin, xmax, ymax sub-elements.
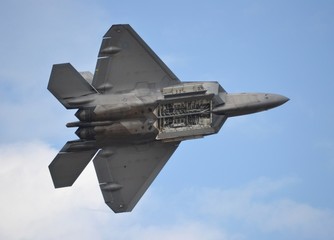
<box><xmin>48</xmin><ymin>24</ymin><xmax>182</xmax><ymax>213</ymax></box>
<box><xmin>92</xmin><ymin>24</ymin><xmax>180</xmax><ymax>93</ymax></box>
<box><xmin>93</xmin><ymin>141</ymin><xmax>180</xmax><ymax>213</ymax></box>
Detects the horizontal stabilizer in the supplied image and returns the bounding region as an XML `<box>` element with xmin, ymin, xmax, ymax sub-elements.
<box><xmin>48</xmin><ymin>63</ymin><xmax>98</xmax><ymax>109</ymax></box>
<box><xmin>49</xmin><ymin>141</ymin><xmax>98</xmax><ymax>188</ymax></box>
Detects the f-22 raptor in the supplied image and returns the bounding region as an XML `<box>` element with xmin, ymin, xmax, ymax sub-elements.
<box><xmin>48</xmin><ymin>24</ymin><xmax>288</xmax><ymax>213</ymax></box>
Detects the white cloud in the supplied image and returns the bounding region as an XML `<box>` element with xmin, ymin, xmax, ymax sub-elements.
<box><xmin>197</xmin><ymin>177</ymin><xmax>334</xmax><ymax>239</ymax></box>
<box><xmin>0</xmin><ymin>142</ymin><xmax>235</xmax><ymax>240</ymax></box>
<box><xmin>1</xmin><ymin>142</ymin><xmax>334</xmax><ymax>240</ymax></box>
<box><xmin>107</xmin><ymin>221</ymin><xmax>235</xmax><ymax>240</ymax></box>
<box><xmin>0</xmin><ymin>141</ymin><xmax>102</xmax><ymax>239</ymax></box>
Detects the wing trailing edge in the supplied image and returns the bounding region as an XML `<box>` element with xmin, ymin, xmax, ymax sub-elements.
<box><xmin>93</xmin><ymin>141</ymin><xmax>180</xmax><ymax>213</ymax></box>
<box><xmin>92</xmin><ymin>24</ymin><xmax>180</xmax><ymax>93</ymax></box>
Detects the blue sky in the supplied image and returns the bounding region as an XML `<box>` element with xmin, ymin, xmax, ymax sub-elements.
<box><xmin>1</xmin><ymin>0</ymin><xmax>334</xmax><ymax>239</ymax></box>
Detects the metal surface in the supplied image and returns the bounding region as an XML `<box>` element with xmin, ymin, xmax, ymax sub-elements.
<box><xmin>48</xmin><ymin>24</ymin><xmax>289</xmax><ymax>213</ymax></box>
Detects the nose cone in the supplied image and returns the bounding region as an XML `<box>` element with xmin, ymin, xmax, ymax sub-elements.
<box><xmin>265</xmin><ymin>94</ymin><xmax>289</xmax><ymax>109</ymax></box>
<box><xmin>212</xmin><ymin>92</ymin><xmax>289</xmax><ymax>117</ymax></box>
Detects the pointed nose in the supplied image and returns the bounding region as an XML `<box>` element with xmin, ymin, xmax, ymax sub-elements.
<box><xmin>264</xmin><ymin>94</ymin><xmax>289</xmax><ymax>109</ymax></box>
<box><xmin>280</xmin><ymin>95</ymin><xmax>289</xmax><ymax>104</ymax></box>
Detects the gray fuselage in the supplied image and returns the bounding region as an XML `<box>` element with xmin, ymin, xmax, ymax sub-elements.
<box><xmin>67</xmin><ymin>81</ymin><xmax>288</xmax><ymax>147</ymax></box>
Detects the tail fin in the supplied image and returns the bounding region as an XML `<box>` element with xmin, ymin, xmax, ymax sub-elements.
<box><xmin>48</xmin><ymin>63</ymin><xmax>98</xmax><ymax>109</ymax></box>
<box><xmin>49</xmin><ymin>141</ymin><xmax>98</xmax><ymax>188</ymax></box>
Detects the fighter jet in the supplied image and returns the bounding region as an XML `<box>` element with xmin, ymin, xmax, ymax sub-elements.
<box><xmin>48</xmin><ymin>24</ymin><xmax>288</xmax><ymax>213</ymax></box>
